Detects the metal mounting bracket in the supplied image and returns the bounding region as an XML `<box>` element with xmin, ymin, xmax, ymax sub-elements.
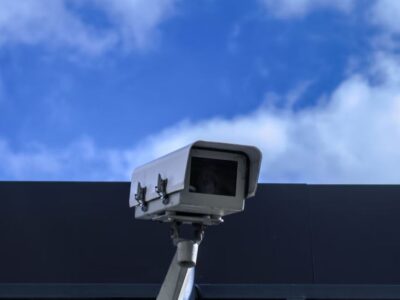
<box><xmin>156</xmin><ymin>174</ymin><xmax>169</xmax><ymax>204</ymax></box>
<box><xmin>134</xmin><ymin>182</ymin><xmax>148</xmax><ymax>212</ymax></box>
<box><xmin>152</xmin><ymin>211</ymin><xmax>223</xmax><ymax>226</ymax></box>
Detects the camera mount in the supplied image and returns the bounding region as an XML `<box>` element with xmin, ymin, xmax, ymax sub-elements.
<box><xmin>157</xmin><ymin>221</ymin><xmax>207</xmax><ymax>300</ymax></box>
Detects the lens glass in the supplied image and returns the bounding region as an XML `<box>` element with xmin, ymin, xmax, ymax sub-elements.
<box><xmin>189</xmin><ymin>157</ymin><xmax>237</xmax><ymax>196</ymax></box>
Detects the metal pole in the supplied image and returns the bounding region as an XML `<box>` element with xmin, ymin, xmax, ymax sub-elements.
<box><xmin>157</xmin><ymin>240</ymin><xmax>198</xmax><ymax>300</ymax></box>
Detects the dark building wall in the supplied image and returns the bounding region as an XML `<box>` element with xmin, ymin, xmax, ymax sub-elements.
<box><xmin>197</xmin><ymin>184</ymin><xmax>313</xmax><ymax>284</ymax></box>
<box><xmin>0</xmin><ymin>182</ymin><xmax>399</xmax><ymax>284</ymax></box>
<box><xmin>309</xmin><ymin>185</ymin><xmax>400</xmax><ymax>284</ymax></box>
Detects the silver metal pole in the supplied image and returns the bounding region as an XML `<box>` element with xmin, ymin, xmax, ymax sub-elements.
<box><xmin>157</xmin><ymin>240</ymin><xmax>198</xmax><ymax>300</ymax></box>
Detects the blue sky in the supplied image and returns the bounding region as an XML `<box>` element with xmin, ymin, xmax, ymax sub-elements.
<box><xmin>1</xmin><ymin>0</ymin><xmax>400</xmax><ymax>183</ymax></box>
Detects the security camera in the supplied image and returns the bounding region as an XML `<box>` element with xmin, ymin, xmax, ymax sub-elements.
<box><xmin>129</xmin><ymin>141</ymin><xmax>262</xmax><ymax>299</ymax></box>
<box><xmin>129</xmin><ymin>140</ymin><xmax>262</xmax><ymax>225</ymax></box>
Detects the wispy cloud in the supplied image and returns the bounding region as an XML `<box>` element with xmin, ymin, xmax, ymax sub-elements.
<box><xmin>2</xmin><ymin>52</ymin><xmax>400</xmax><ymax>183</ymax></box>
<box><xmin>368</xmin><ymin>0</ymin><xmax>400</xmax><ymax>53</ymax></box>
<box><xmin>0</xmin><ymin>0</ymin><xmax>178</xmax><ymax>55</ymax></box>
<box><xmin>95</xmin><ymin>0</ymin><xmax>177</xmax><ymax>50</ymax></box>
<box><xmin>0</xmin><ymin>137</ymin><xmax>135</xmax><ymax>181</ymax></box>
<box><xmin>259</xmin><ymin>0</ymin><xmax>354</xmax><ymax>19</ymax></box>
<box><xmin>370</xmin><ymin>0</ymin><xmax>400</xmax><ymax>33</ymax></box>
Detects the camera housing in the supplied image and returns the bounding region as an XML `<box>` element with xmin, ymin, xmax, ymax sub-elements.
<box><xmin>129</xmin><ymin>141</ymin><xmax>262</xmax><ymax>223</ymax></box>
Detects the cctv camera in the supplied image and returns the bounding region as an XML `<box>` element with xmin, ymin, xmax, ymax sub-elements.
<box><xmin>129</xmin><ymin>140</ymin><xmax>262</xmax><ymax>225</ymax></box>
<box><xmin>129</xmin><ymin>141</ymin><xmax>262</xmax><ymax>299</ymax></box>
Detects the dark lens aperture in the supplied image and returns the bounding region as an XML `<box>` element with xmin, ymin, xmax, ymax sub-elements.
<box><xmin>189</xmin><ymin>157</ymin><xmax>237</xmax><ymax>196</ymax></box>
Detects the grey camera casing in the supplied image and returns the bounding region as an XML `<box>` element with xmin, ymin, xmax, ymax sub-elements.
<box><xmin>129</xmin><ymin>140</ymin><xmax>262</xmax><ymax>220</ymax></box>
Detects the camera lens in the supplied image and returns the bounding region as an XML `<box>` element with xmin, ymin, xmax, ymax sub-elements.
<box><xmin>189</xmin><ymin>157</ymin><xmax>237</xmax><ymax>196</ymax></box>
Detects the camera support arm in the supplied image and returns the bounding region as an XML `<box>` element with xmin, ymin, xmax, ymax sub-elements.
<box><xmin>156</xmin><ymin>222</ymin><xmax>205</xmax><ymax>300</ymax></box>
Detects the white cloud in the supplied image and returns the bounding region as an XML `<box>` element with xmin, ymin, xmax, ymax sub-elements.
<box><xmin>95</xmin><ymin>0</ymin><xmax>176</xmax><ymax>50</ymax></box>
<box><xmin>0</xmin><ymin>0</ymin><xmax>177</xmax><ymax>54</ymax></box>
<box><xmin>0</xmin><ymin>139</ymin><xmax>62</xmax><ymax>179</ymax></box>
<box><xmin>370</xmin><ymin>0</ymin><xmax>400</xmax><ymax>33</ymax></box>
<box><xmin>132</xmin><ymin>53</ymin><xmax>400</xmax><ymax>184</ymax></box>
<box><xmin>0</xmin><ymin>137</ymin><xmax>138</xmax><ymax>180</ymax></box>
<box><xmin>368</xmin><ymin>0</ymin><xmax>400</xmax><ymax>54</ymax></box>
<box><xmin>260</xmin><ymin>0</ymin><xmax>400</xmax><ymax>39</ymax></box>
<box><xmin>285</xmin><ymin>80</ymin><xmax>313</xmax><ymax>109</ymax></box>
<box><xmin>260</xmin><ymin>0</ymin><xmax>354</xmax><ymax>19</ymax></box>
<box><xmin>2</xmin><ymin>52</ymin><xmax>400</xmax><ymax>183</ymax></box>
